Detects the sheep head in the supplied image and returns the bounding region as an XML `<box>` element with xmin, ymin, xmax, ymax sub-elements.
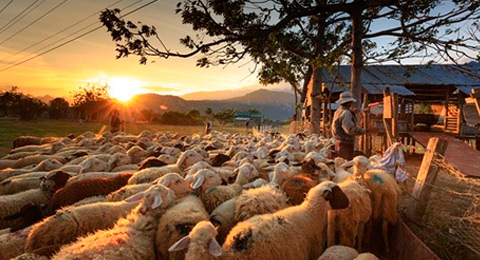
<box><xmin>156</xmin><ymin>173</ymin><xmax>190</xmax><ymax>198</ymax></box>
<box><xmin>126</xmin><ymin>184</ymin><xmax>175</xmax><ymax>214</ymax></box>
<box><xmin>305</xmin><ymin>181</ymin><xmax>349</xmax><ymax>210</ymax></box>
<box><xmin>190</xmin><ymin>169</ymin><xmax>222</xmax><ymax>191</ymax></box>
<box><xmin>127</xmin><ymin>146</ymin><xmax>149</xmax><ymax>164</ymax></box>
<box><xmin>41</xmin><ymin>158</ymin><xmax>63</xmax><ymax>171</ymax></box>
<box><xmin>169</xmin><ymin>221</ymin><xmax>222</xmax><ymax>257</ymax></box>
<box><xmin>80</xmin><ymin>157</ymin><xmax>108</xmax><ymax>173</ymax></box>
<box><xmin>108</xmin><ymin>152</ymin><xmax>132</xmax><ymax>171</ymax></box>
<box><xmin>177</xmin><ymin>150</ymin><xmax>204</xmax><ymax>171</ymax></box>
<box><xmin>40</xmin><ymin>170</ymin><xmax>71</xmax><ymax>192</ymax></box>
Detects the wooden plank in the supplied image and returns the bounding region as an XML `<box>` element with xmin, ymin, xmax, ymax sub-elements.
<box><xmin>471</xmin><ymin>88</ymin><xmax>480</xmax><ymax>120</ymax></box>
<box><xmin>384</xmin><ymin>96</ymin><xmax>393</xmax><ymax>119</ymax></box>
<box><xmin>392</xmin><ymin>93</ymin><xmax>399</xmax><ymax>141</ymax></box>
<box><xmin>408</xmin><ymin>137</ymin><xmax>448</xmax><ymax>222</ymax></box>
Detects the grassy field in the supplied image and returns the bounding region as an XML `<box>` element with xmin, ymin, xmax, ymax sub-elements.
<box><xmin>0</xmin><ymin>119</ymin><xmax>287</xmax><ymax>157</ymax></box>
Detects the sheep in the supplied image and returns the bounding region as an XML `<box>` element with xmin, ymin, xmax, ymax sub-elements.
<box><xmin>107</xmin><ymin>152</ymin><xmax>132</xmax><ymax>171</ymax></box>
<box><xmin>333</xmin><ymin>157</ymin><xmax>353</xmax><ymax>183</ymax></box>
<box><xmin>211</xmin><ymin>153</ymin><xmax>231</xmax><ymax>167</ymax></box>
<box><xmin>186</xmin><ymin>161</ymin><xmax>215</xmax><ymax>177</ymax></box>
<box><xmin>24</xmin><ymin>158</ymin><xmax>63</xmax><ymax>173</ymax></box>
<box><xmin>25</xmin><ymin>199</ymin><xmax>140</xmax><ymax>257</ymax></box>
<box><xmin>155</xmin><ymin>172</ymin><xmax>190</xmax><ymax>198</ymax></box>
<box><xmin>351</xmin><ymin>156</ymin><xmax>401</xmax><ymax>253</ymax></box>
<box><xmin>79</xmin><ymin>157</ymin><xmax>108</xmax><ymax>173</ymax></box>
<box><xmin>10</xmin><ymin>253</ymin><xmax>48</xmax><ymax>260</ymax></box>
<box><xmin>220</xmin><ymin>181</ymin><xmax>349</xmax><ymax>260</ymax></box>
<box><xmin>106</xmin><ymin>183</ymin><xmax>152</xmax><ymax>201</ymax></box>
<box><xmin>13</xmin><ymin>136</ymin><xmax>42</xmax><ymax>148</ymax></box>
<box><xmin>355</xmin><ymin>253</ymin><xmax>379</xmax><ymax>260</ymax></box>
<box><xmin>13</xmin><ymin>155</ymin><xmax>66</xmax><ymax>170</ymax></box>
<box><xmin>199</xmin><ymin>163</ymin><xmax>258</xmax><ymax>213</ymax></box>
<box><xmin>242</xmin><ymin>178</ymin><xmax>268</xmax><ymax>189</ymax></box>
<box><xmin>138</xmin><ymin>157</ymin><xmax>168</xmax><ymax>170</ymax></box>
<box><xmin>127</xmin><ymin>145</ymin><xmax>149</xmax><ymax>164</ymax></box>
<box><xmin>65</xmin><ymin>171</ymin><xmax>130</xmax><ymax>185</ymax></box>
<box><xmin>51</xmin><ymin>184</ymin><xmax>176</xmax><ymax>260</ymax></box>
<box><xmin>0</xmin><ymin>170</ymin><xmax>71</xmax><ymax>229</ymax></box>
<box><xmin>2</xmin><ymin>203</ymin><xmax>48</xmax><ymax>232</ymax></box>
<box><xmin>0</xmin><ymin>226</ymin><xmax>33</xmax><ymax>260</ymax></box>
<box><xmin>317</xmin><ymin>245</ymin><xmax>359</xmax><ymax>260</ymax></box>
<box><xmin>158</xmin><ymin>154</ymin><xmax>178</xmax><ymax>164</ymax></box>
<box><xmin>168</xmin><ymin>221</ymin><xmax>223</xmax><ymax>260</ymax></box>
<box><xmin>51</xmin><ymin>172</ymin><xmax>133</xmax><ymax>210</ymax></box>
<box><xmin>327</xmin><ymin>177</ymin><xmax>372</xmax><ymax>251</ymax></box>
<box><xmin>155</xmin><ymin>195</ymin><xmax>209</xmax><ymax>260</ymax></box>
<box><xmin>0</xmin><ymin>176</ymin><xmax>43</xmax><ymax>195</ymax></box>
<box><xmin>211</xmin><ymin>185</ymin><xmax>289</xmax><ymax>244</ymax></box>
<box><xmin>281</xmin><ymin>175</ymin><xmax>317</xmax><ymax>205</ymax></box>
<box><xmin>3</xmin><ymin>152</ymin><xmax>40</xmax><ymax>160</ymax></box>
<box><xmin>128</xmin><ymin>150</ymin><xmax>204</xmax><ymax>184</ymax></box>
<box><xmin>0</xmin><ymin>159</ymin><xmax>16</xmax><ymax>170</ymax></box>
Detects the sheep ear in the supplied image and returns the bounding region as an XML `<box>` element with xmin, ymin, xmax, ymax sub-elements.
<box><xmin>125</xmin><ymin>192</ymin><xmax>145</xmax><ymax>203</ymax></box>
<box><xmin>340</xmin><ymin>160</ymin><xmax>354</xmax><ymax>169</ymax></box>
<box><xmin>151</xmin><ymin>194</ymin><xmax>163</xmax><ymax>209</ymax></box>
<box><xmin>325</xmin><ymin>186</ymin><xmax>349</xmax><ymax>210</ymax></box>
<box><xmin>83</xmin><ymin>159</ymin><xmax>92</xmax><ymax>170</ymax></box>
<box><xmin>168</xmin><ymin>236</ymin><xmax>191</xmax><ymax>252</ymax></box>
<box><xmin>264</xmin><ymin>166</ymin><xmax>274</xmax><ymax>171</ymax></box>
<box><xmin>192</xmin><ymin>175</ymin><xmax>204</xmax><ymax>189</ymax></box>
<box><xmin>209</xmin><ymin>238</ymin><xmax>222</xmax><ymax>256</ymax></box>
<box><xmin>51</xmin><ymin>171</ymin><xmax>71</xmax><ymax>189</ymax></box>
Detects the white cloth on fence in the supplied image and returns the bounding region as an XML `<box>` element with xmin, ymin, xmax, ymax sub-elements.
<box><xmin>373</xmin><ymin>142</ymin><xmax>407</xmax><ymax>182</ymax></box>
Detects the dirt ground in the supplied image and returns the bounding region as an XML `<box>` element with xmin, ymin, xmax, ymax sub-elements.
<box><xmin>400</xmin><ymin>153</ymin><xmax>480</xmax><ymax>260</ymax></box>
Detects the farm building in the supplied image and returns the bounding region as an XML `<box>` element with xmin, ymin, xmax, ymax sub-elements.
<box><xmin>234</xmin><ymin>111</ymin><xmax>264</xmax><ymax>126</ymax></box>
<box><xmin>304</xmin><ymin>62</ymin><xmax>480</xmax><ymax>152</ymax></box>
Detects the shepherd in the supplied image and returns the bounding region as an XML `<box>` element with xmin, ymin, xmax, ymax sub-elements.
<box><xmin>331</xmin><ymin>91</ymin><xmax>367</xmax><ymax>160</ymax></box>
<box><xmin>110</xmin><ymin>109</ymin><xmax>123</xmax><ymax>134</ymax></box>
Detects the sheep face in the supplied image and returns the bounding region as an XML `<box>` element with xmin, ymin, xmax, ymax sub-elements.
<box><xmin>80</xmin><ymin>157</ymin><xmax>108</xmax><ymax>173</ymax></box>
<box><xmin>177</xmin><ymin>151</ymin><xmax>204</xmax><ymax>170</ymax></box>
<box><xmin>78</xmin><ymin>138</ymin><xmax>95</xmax><ymax>147</ymax></box>
<box><xmin>306</xmin><ymin>181</ymin><xmax>349</xmax><ymax>210</ymax></box>
<box><xmin>81</xmin><ymin>131</ymin><xmax>96</xmax><ymax>139</ymax></box>
<box><xmin>169</xmin><ymin>221</ymin><xmax>222</xmax><ymax>257</ymax></box>
<box><xmin>191</xmin><ymin>170</ymin><xmax>222</xmax><ymax>191</ymax></box>
<box><xmin>127</xmin><ymin>146</ymin><xmax>149</xmax><ymax>164</ymax></box>
<box><xmin>40</xmin><ymin>170</ymin><xmax>71</xmax><ymax>192</ymax></box>
<box><xmin>127</xmin><ymin>184</ymin><xmax>175</xmax><ymax>214</ymax></box>
<box><xmin>49</xmin><ymin>141</ymin><xmax>66</xmax><ymax>154</ymax></box>
<box><xmin>186</xmin><ymin>161</ymin><xmax>214</xmax><ymax>176</ymax></box>
<box><xmin>158</xmin><ymin>154</ymin><xmax>177</xmax><ymax>165</ymax></box>
<box><xmin>108</xmin><ymin>153</ymin><xmax>132</xmax><ymax>171</ymax></box>
<box><xmin>42</xmin><ymin>158</ymin><xmax>63</xmax><ymax>171</ymax></box>
<box><xmin>157</xmin><ymin>173</ymin><xmax>190</xmax><ymax>196</ymax></box>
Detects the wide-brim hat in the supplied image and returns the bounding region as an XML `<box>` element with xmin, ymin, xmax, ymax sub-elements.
<box><xmin>335</xmin><ymin>91</ymin><xmax>356</xmax><ymax>105</ymax></box>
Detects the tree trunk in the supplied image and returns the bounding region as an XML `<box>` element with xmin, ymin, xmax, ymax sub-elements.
<box><xmin>351</xmin><ymin>7</ymin><xmax>363</xmax><ymax>109</ymax></box>
<box><xmin>311</xmin><ymin>66</ymin><xmax>322</xmax><ymax>134</ymax></box>
<box><xmin>310</xmin><ymin>14</ymin><xmax>326</xmax><ymax>134</ymax></box>
<box><xmin>300</xmin><ymin>66</ymin><xmax>313</xmax><ymax>104</ymax></box>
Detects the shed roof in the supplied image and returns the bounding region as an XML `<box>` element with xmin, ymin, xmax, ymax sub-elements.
<box><xmin>323</xmin><ymin>62</ymin><xmax>480</xmax><ymax>95</ymax></box>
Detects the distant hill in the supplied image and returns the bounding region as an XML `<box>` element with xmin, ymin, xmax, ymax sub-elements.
<box><xmin>181</xmin><ymin>84</ymin><xmax>293</xmax><ymax>100</ymax></box>
<box><xmin>36</xmin><ymin>95</ymin><xmax>55</xmax><ymax>104</ymax></box>
<box><xmin>131</xmin><ymin>89</ymin><xmax>295</xmax><ymax>120</ymax></box>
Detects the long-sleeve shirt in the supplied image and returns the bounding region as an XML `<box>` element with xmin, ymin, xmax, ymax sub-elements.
<box><xmin>331</xmin><ymin>105</ymin><xmax>365</xmax><ymax>144</ymax></box>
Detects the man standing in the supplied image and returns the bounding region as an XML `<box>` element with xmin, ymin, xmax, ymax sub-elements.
<box><xmin>110</xmin><ymin>109</ymin><xmax>123</xmax><ymax>134</ymax></box>
<box><xmin>331</xmin><ymin>91</ymin><xmax>366</xmax><ymax>160</ymax></box>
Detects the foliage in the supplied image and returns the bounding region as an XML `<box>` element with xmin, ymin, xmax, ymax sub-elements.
<box><xmin>213</xmin><ymin>108</ymin><xmax>236</xmax><ymax>125</ymax></box>
<box><xmin>187</xmin><ymin>109</ymin><xmax>201</xmax><ymax>119</ymax></box>
<box><xmin>205</xmin><ymin>107</ymin><xmax>213</xmax><ymax>116</ymax></box>
<box><xmin>49</xmin><ymin>98</ymin><xmax>69</xmax><ymax>119</ymax></box>
<box><xmin>139</xmin><ymin>108</ymin><xmax>156</xmax><ymax>122</ymax></box>
<box><xmin>152</xmin><ymin>111</ymin><xmax>203</xmax><ymax>125</ymax></box>
<box><xmin>0</xmin><ymin>86</ymin><xmax>47</xmax><ymax>120</ymax></box>
<box><xmin>72</xmin><ymin>83</ymin><xmax>110</xmax><ymax>107</ymax></box>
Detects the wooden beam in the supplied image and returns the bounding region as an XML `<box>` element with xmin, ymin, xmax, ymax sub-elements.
<box><xmin>471</xmin><ymin>88</ymin><xmax>480</xmax><ymax>120</ymax></box>
<box><xmin>407</xmin><ymin>137</ymin><xmax>448</xmax><ymax>222</ymax></box>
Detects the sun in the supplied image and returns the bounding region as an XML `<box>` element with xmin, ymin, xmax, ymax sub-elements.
<box><xmin>108</xmin><ymin>77</ymin><xmax>145</xmax><ymax>102</ymax></box>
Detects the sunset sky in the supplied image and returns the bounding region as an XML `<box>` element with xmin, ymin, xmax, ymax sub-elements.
<box><xmin>0</xmin><ymin>0</ymin><xmax>476</xmax><ymax>101</ymax></box>
<box><xmin>0</xmin><ymin>0</ymin><xmax>276</xmax><ymax>100</ymax></box>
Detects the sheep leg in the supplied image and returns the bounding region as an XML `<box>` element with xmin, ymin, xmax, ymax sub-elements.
<box><xmin>382</xmin><ymin>220</ymin><xmax>390</xmax><ymax>253</ymax></box>
<box><xmin>356</xmin><ymin>223</ymin><xmax>365</xmax><ymax>252</ymax></box>
<box><xmin>327</xmin><ymin>210</ymin><xmax>336</xmax><ymax>247</ymax></box>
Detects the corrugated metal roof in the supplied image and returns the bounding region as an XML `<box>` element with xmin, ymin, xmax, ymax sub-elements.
<box><xmin>322</xmin><ymin>62</ymin><xmax>480</xmax><ymax>96</ymax></box>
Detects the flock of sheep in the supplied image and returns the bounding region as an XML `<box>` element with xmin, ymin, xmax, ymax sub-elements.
<box><xmin>0</xmin><ymin>129</ymin><xmax>401</xmax><ymax>260</ymax></box>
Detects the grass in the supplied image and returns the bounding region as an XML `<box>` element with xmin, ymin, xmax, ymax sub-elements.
<box><xmin>0</xmin><ymin>119</ymin><xmax>287</xmax><ymax>157</ymax></box>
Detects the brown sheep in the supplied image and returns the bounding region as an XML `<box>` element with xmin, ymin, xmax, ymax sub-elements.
<box><xmin>50</xmin><ymin>172</ymin><xmax>133</xmax><ymax>210</ymax></box>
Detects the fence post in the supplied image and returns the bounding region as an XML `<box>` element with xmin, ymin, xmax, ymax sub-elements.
<box><xmin>407</xmin><ymin>137</ymin><xmax>448</xmax><ymax>222</ymax></box>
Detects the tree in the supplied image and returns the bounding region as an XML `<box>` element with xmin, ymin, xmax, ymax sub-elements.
<box><xmin>140</xmin><ymin>108</ymin><xmax>155</xmax><ymax>122</ymax></box>
<box><xmin>71</xmin><ymin>83</ymin><xmax>111</xmax><ymax>120</ymax></box>
<box><xmin>100</xmin><ymin>0</ymin><xmax>480</xmax><ymax>131</ymax></box>
<box><xmin>49</xmin><ymin>98</ymin><xmax>69</xmax><ymax>119</ymax></box>
<box><xmin>18</xmin><ymin>96</ymin><xmax>46</xmax><ymax>120</ymax></box>
<box><xmin>0</xmin><ymin>86</ymin><xmax>22</xmax><ymax>117</ymax></box>
<box><xmin>214</xmin><ymin>108</ymin><xmax>235</xmax><ymax>125</ymax></box>
<box><xmin>187</xmin><ymin>109</ymin><xmax>201</xmax><ymax>119</ymax></box>
<box><xmin>205</xmin><ymin>107</ymin><xmax>213</xmax><ymax>117</ymax></box>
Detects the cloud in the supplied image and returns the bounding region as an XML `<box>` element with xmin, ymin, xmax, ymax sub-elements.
<box><xmin>142</xmin><ymin>85</ymin><xmax>178</xmax><ymax>92</ymax></box>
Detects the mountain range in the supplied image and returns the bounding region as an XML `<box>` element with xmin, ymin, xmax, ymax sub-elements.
<box><xmin>130</xmin><ymin>89</ymin><xmax>296</xmax><ymax>121</ymax></box>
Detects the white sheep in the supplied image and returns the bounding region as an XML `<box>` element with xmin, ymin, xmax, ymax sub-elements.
<box><xmin>155</xmin><ymin>172</ymin><xmax>191</xmax><ymax>199</ymax></box>
<box><xmin>355</xmin><ymin>253</ymin><xmax>379</xmax><ymax>260</ymax></box>
<box><xmin>79</xmin><ymin>157</ymin><xmax>108</xmax><ymax>173</ymax></box>
<box><xmin>327</xmin><ymin>177</ymin><xmax>372</xmax><ymax>251</ymax></box>
<box><xmin>127</xmin><ymin>145</ymin><xmax>149</xmax><ymax>164</ymax></box>
<box><xmin>317</xmin><ymin>245</ymin><xmax>359</xmax><ymax>260</ymax></box>
<box><xmin>158</xmin><ymin>154</ymin><xmax>178</xmax><ymax>164</ymax></box>
<box><xmin>25</xmin><ymin>199</ymin><xmax>140</xmax><ymax>257</ymax></box>
<box><xmin>155</xmin><ymin>195</ymin><xmax>209</xmax><ymax>260</ymax></box>
<box><xmin>0</xmin><ymin>170</ymin><xmax>71</xmax><ymax>229</ymax></box>
<box><xmin>51</xmin><ymin>184</ymin><xmax>176</xmax><ymax>259</ymax></box>
<box><xmin>107</xmin><ymin>152</ymin><xmax>132</xmax><ymax>171</ymax></box>
<box><xmin>221</xmin><ymin>181</ymin><xmax>350</xmax><ymax>260</ymax></box>
<box><xmin>128</xmin><ymin>150</ymin><xmax>204</xmax><ymax>184</ymax></box>
<box><xmin>0</xmin><ymin>226</ymin><xmax>32</xmax><ymax>260</ymax></box>
<box><xmin>332</xmin><ymin>157</ymin><xmax>353</xmax><ymax>183</ymax></box>
<box><xmin>199</xmin><ymin>163</ymin><xmax>258</xmax><ymax>213</ymax></box>
<box><xmin>106</xmin><ymin>183</ymin><xmax>152</xmax><ymax>201</ymax></box>
<box><xmin>351</xmin><ymin>156</ymin><xmax>401</xmax><ymax>252</ymax></box>
<box><xmin>168</xmin><ymin>221</ymin><xmax>222</xmax><ymax>260</ymax></box>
